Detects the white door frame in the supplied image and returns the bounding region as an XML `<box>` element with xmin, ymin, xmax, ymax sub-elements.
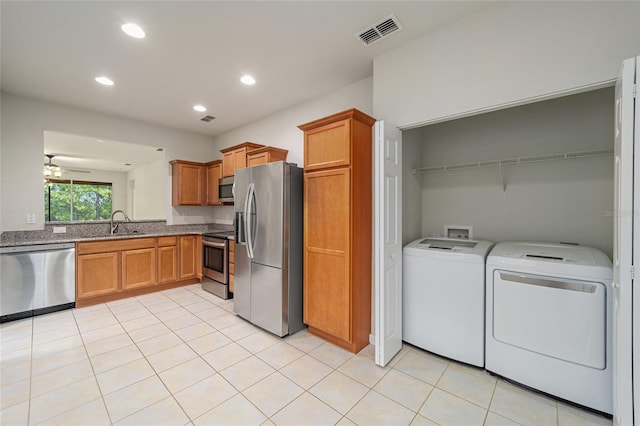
<box><xmin>613</xmin><ymin>55</ymin><xmax>636</xmax><ymax>426</ymax></box>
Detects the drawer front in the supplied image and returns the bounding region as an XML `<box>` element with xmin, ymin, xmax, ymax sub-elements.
<box><xmin>158</xmin><ymin>236</ymin><xmax>177</xmax><ymax>247</ymax></box>
<box><xmin>77</xmin><ymin>237</ymin><xmax>156</xmax><ymax>255</ymax></box>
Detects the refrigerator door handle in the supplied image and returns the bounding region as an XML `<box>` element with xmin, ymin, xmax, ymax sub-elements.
<box><xmin>235</xmin><ymin>212</ymin><xmax>245</xmax><ymax>243</ymax></box>
<box><xmin>245</xmin><ymin>182</ymin><xmax>255</xmax><ymax>259</ymax></box>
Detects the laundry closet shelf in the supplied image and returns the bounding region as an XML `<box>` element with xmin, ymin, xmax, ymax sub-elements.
<box><xmin>411</xmin><ymin>149</ymin><xmax>613</xmax><ymax>175</ymax></box>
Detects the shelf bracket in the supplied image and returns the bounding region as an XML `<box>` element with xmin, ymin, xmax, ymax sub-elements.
<box><xmin>499</xmin><ymin>163</ymin><xmax>507</xmax><ymax>193</ymax></box>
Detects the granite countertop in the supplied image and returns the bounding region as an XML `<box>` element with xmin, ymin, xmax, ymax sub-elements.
<box><xmin>0</xmin><ymin>231</ymin><xmax>206</xmax><ymax>248</ymax></box>
<box><xmin>1</xmin><ymin>224</ymin><xmax>234</xmax><ymax>248</ymax></box>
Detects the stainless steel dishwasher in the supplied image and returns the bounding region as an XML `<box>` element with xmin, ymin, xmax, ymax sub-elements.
<box><xmin>1</xmin><ymin>242</ymin><xmax>76</xmax><ymax>322</ymax></box>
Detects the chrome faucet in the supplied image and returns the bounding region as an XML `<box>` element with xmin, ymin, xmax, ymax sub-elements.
<box><xmin>110</xmin><ymin>210</ymin><xmax>130</xmax><ymax>235</ymax></box>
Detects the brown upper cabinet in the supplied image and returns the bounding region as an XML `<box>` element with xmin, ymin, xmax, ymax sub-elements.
<box><xmin>171</xmin><ymin>159</ymin><xmax>224</xmax><ymax>206</ymax></box>
<box><xmin>298</xmin><ymin>108</ymin><xmax>376</xmax><ymax>354</ymax></box>
<box><xmin>221</xmin><ymin>142</ymin><xmax>265</xmax><ymax>177</ymax></box>
<box><xmin>246</xmin><ymin>146</ymin><xmax>288</xmax><ymax>167</ymax></box>
<box><xmin>205</xmin><ymin>160</ymin><xmax>223</xmax><ymax>206</ymax></box>
<box><xmin>170</xmin><ymin>160</ymin><xmax>204</xmax><ymax>206</ymax></box>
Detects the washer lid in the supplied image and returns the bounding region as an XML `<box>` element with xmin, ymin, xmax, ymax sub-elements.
<box><xmin>403</xmin><ymin>237</ymin><xmax>494</xmax><ymax>262</ymax></box>
<box><xmin>418</xmin><ymin>238</ymin><xmax>478</xmax><ymax>250</ymax></box>
<box><xmin>487</xmin><ymin>241</ymin><xmax>612</xmax><ymax>279</ymax></box>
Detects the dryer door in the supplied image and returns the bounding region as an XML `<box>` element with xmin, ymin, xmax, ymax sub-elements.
<box><xmin>492</xmin><ymin>270</ymin><xmax>606</xmax><ymax>369</ymax></box>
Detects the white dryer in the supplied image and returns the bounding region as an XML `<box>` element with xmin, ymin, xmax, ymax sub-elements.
<box><xmin>485</xmin><ymin>242</ymin><xmax>613</xmax><ymax>414</ymax></box>
<box><xmin>403</xmin><ymin>237</ymin><xmax>493</xmax><ymax>367</ymax></box>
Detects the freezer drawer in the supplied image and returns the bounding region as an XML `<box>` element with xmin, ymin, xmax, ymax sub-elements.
<box><xmin>492</xmin><ymin>269</ymin><xmax>607</xmax><ymax>369</ymax></box>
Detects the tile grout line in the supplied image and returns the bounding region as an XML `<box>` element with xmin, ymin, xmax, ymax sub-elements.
<box><xmin>5</xmin><ymin>284</ymin><xmax>606</xmax><ymax>426</ymax></box>
<box><xmin>108</xmin><ymin>291</ymin><xmax>206</xmax><ymax>424</ymax></box>
<box><xmin>73</xmin><ymin>305</ymin><xmax>115</xmax><ymax>426</ymax></box>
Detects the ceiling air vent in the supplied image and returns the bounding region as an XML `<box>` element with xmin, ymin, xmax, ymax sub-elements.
<box><xmin>355</xmin><ymin>15</ymin><xmax>403</xmax><ymax>46</ymax></box>
<box><xmin>200</xmin><ymin>115</ymin><xmax>216</xmax><ymax>123</ymax></box>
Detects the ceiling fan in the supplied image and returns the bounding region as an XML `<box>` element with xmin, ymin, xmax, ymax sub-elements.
<box><xmin>43</xmin><ymin>154</ymin><xmax>62</xmax><ymax>178</ymax></box>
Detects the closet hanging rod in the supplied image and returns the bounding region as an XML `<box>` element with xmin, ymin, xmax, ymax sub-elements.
<box><xmin>411</xmin><ymin>148</ymin><xmax>613</xmax><ymax>174</ymax></box>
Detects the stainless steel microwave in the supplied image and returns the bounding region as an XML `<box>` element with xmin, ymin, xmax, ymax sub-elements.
<box><xmin>219</xmin><ymin>176</ymin><xmax>234</xmax><ymax>203</ymax></box>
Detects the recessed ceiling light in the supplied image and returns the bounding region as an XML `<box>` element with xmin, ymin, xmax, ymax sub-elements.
<box><xmin>95</xmin><ymin>76</ymin><xmax>114</xmax><ymax>86</ymax></box>
<box><xmin>193</xmin><ymin>105</ymin><xmax>207</xmax><ymax>112</ymax></box>
<box><xmin>240</xmin><ymin>75</ymin><xmax>256</xmax><ymax>85</ymax></box>
<box><xmin>121</xmin><ymin>23</ymin><xmax>145</xmax><ymax>39</ymax></box>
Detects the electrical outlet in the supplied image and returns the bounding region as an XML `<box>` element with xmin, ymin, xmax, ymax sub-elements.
<box><xmin>26</xmin><ymin>213</ymin><xmax>36</xmax><ymax>224</ymax></box>
<box><xmin>53</xmin><ymin>226</ymin><xmax>66</xmax><ymax>234</ymax></box>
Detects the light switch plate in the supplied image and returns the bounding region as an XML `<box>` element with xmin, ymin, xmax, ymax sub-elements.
<box><xmin>53</xmin><ymin>226</ymin><xmax>67</xmax><ymax>234</ymax></box>
<box><xmin>26</xmin><ymin>213</ymin><xmax>36</xmax><ymax>224</ymax></box>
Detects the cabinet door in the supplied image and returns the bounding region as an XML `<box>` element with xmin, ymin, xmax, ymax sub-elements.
<box><xmin>77</xmin><ymin>252</ymin><xmax>119</xmax><ymax>298</ymax></box>
<box><xmin>179</xmin><ymin>235</ymin><xmax>198</xmax><ymax>279</ymax></box>
<box><xmin>206</xmin><ymin>163</ymin><xmax>222</xmax><ymax>205</ymax></box>
<box><xmin>172</xmin><ymin>162</ymin><xmax>204</xmax><ymax>205</ymax></box>
<box><xmin>122</xmin><ymin>248</ymin><xmax>157</xmax><ymax>289</ymax></box>
<box><xmin>158</xmin><ymin>245</ymin><xmax>178</xmax><ymax>284</ymax></box>
<box><xmin>247</xmin><ymin>152</ymin><xmax>269</xmax><ymax>167</ymax></box>
<box><xmin>222</xmin><ymin>151</ymin><xmax>234</xmax><ymax>177</ymax></box>
<box><xmin>304</xmin><ymin>119</ymin><xmax>351</xmax><ymax>171</ymax></box>
<box><xmin>233</xmin><ymin>148</ymin><xmax>248</xmax><ymax>171</ymax></box>
<box><xmin>303</xmin><ymin>168</ymin><xmax>351</xmax><ymax>341</ymax></box>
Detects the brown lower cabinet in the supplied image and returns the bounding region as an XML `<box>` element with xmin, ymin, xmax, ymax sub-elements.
<box><xmin>76</xmin><ymin>235</ymin><xmax>202</xmax><ymax>307</ymax></box>
<box><xmin>178</xmin><ymin>234</ymin><xmax>198</xmax><ymax>279</ymax></box>
<box><xmin>158</xmin><ymin>236</ymin><xmax>178</xmax><ymax>284</ymax></box>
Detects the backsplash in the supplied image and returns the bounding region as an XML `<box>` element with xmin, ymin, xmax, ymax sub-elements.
<box><xmin>0</xmin><ymin>220</ymin><xmax>232</xmax><ymax>246</ymax></box>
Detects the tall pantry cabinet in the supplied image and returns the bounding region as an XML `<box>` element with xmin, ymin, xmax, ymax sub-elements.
<box><xmin>298</xmin><ymin>108</ymin><xmax>376</xmax><ymax>353</ymax></box>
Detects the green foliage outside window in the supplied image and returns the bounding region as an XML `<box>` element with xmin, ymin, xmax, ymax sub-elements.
<box><xmin>44</xmin><ymin>180</ymin><xmax>113</xmax><ymax>221</ymax></box>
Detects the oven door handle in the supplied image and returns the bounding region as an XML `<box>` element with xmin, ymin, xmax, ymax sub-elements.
<box><xmin>203</xmin><ymin>241</ymin><xmax>227</xmax><ymax>249</ymax></box>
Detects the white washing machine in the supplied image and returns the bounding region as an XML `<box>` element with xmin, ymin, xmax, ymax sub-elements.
<box><xmin>485</xmin><ymin>242</ymin><xmax>613</xmax><ymax>414</ymax></box>
<box><xmin>403</xmin><ymin>237</ymin><xmax>494</xmax><ymax>367</ymax></box>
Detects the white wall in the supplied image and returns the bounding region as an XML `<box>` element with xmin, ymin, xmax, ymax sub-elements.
<box><xmin>0</xmin><ymin>93</ymin><xmax>218</xmax><ymax>231</ymax></box>
<box><xmin>209</xmin><ymin>77</ymin><xmax>373</xmax><ymax>223</ymax></box>
<box><xmin>406</xmin><ymin>87</ymin><xmax>614</xmax><ymax>257</ymax></box>
<box><xmin>127</xmin><ymin>159</ymin><xmax>165</xmax><ymax>220</ymax></box>
<box><xmin>402</xmin><ymin>130</ymin><xmax>423</xmax><ymax>246</ymax></box>
<box><xmin>373</xmin><ymin>1</ymin><xmax>640</xmax><ymax>129</ymax></box>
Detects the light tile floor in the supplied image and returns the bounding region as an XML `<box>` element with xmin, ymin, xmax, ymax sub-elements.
<box><xmin>0</xmin><ymin>284</ymin><xmax>613</xmax><ymax>426</ymax></box>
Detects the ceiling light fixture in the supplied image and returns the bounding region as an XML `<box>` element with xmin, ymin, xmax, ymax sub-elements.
<box><xmin>240</xmin><ymin>75</ymin><xmax>256</xmax><ymax>85</ymax></box>
<box><xmin>95</xmin><ymin>76</ymin><xmax>114</xmax><ymax>86</ymax></box>
<box><xmin>43</xmin><ymin>154</ymin><xmax>62</xmax><ymax>178</ymax></box>
<box><xmin>121</xmin><ymin>23</ymin><xmax>145</xmax><ymax>39</ymax></box>
<box><xmin>193</xmin><ymin>105</ymin><xmax>207</xmax><ymax>112</ymax></box>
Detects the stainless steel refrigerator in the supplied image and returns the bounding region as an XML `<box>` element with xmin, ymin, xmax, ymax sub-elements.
<box><xmin>234</xmin><ymin>161</ymin><xmax>304</xmax><ymax>337</ymax></box>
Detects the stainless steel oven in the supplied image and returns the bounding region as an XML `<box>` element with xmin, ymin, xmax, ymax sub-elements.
<box><xmin>202</xmin><ymin>232</ymin><xmax>233</xmax><ymax>299</ymax></box>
